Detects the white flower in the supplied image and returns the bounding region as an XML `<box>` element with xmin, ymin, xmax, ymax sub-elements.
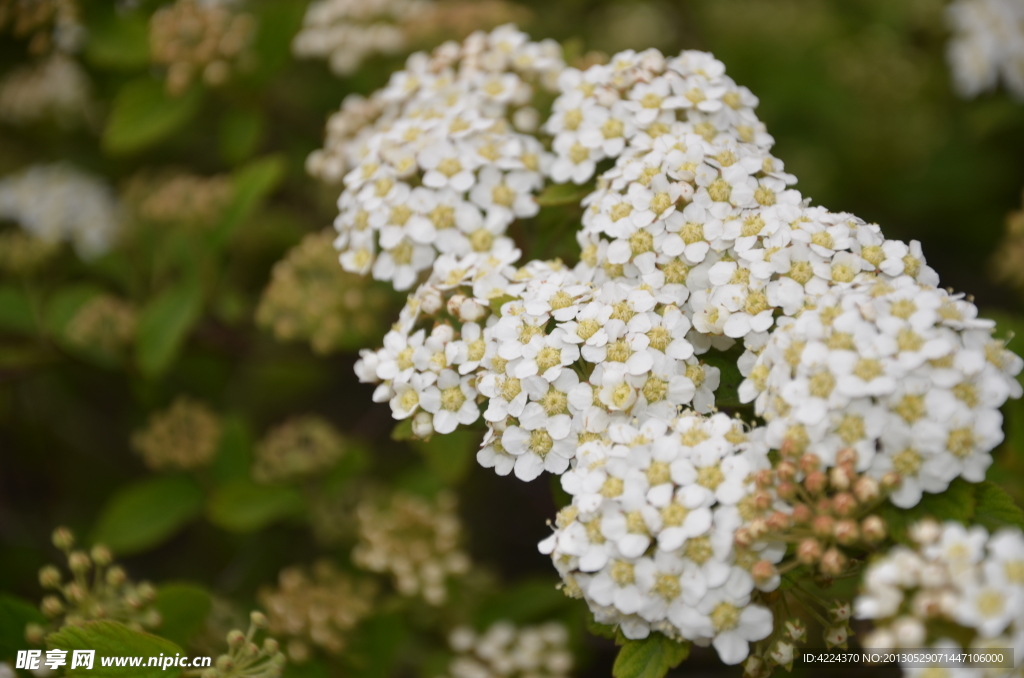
<box><xmin>419</xmin><ymin>369</ymin><xmax>480</xmax><ymax>433</ymax></box>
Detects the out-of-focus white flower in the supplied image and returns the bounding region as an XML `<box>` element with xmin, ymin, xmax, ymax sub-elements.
<box><xmin>0</xmin><ymin>163</ymin><xmax>121</xmax><ymax>259</ymax></box>
<box><xmin>946</xmin><ymin>0</ymin><xmax>1024</xmax><ymax>100</ymax></box>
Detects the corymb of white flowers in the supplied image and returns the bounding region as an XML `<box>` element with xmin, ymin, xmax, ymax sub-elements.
<box><xmin>313</xmin><ymin>25</ymin><xmax>1024</xmax><ymax>671</ymax></box>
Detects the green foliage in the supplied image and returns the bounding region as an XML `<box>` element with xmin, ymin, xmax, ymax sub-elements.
<box><xmin>974</xmin><ymin>482</ymin><xmax>1024</xmax><ymax>532</ymax></box>
<box><xmin>878</xmin><ymin>479</ymin><xmax>1024</xmax><ymax>544</ymax></box>
<box><xmin>209</xmin><ymin>156</ymin><xmax>287</xmax><ymax>248</ymax></box>
<box><xmin>103</xmin><ymin>79</ymin><xmax>204</xmax><ymax>155</ymax></box>
<box><xmin>153</xmin><ymin>584</ymin><xmax>212</xmax><ymax>648</ymax></box>
<box><xmin>0</xmin><ymin>594</ymin><xmax>46</xmax><ymax>658</ymax></box>
<box><xmin>0</xmin><ymin>285</ymin><xmax>36</xmax><ymax>335</ymax></box>
<box><xmin>48</xmin><ymin>621</ymin><xmax>184</xmax><ymax>678</ymax></box>
<box><xmin>135</xmin><ymin>279</ymin><xmax>203</xmax><ymax>378</ymax></box>
<box><xmin>93</xmin><ymin>475</ymin><xmax>204</xmax><ymax>555</ymax></box>
<box><xmin>207</xmin><ymin>478</ymin><xmax>304</xmax><ymax>532</ymax></box>
<box><xmin>410</xmin><ymin>428</ymin><xmax>480</xmax><ymax>484</ymax></box>
<box><xmin>612</xmin><ymin>635</ymin><xmax>690</xmax><ymax>678</ymax></box>
<box><xmin>85</xmin><ymin>12</ymin><xmax>150</xmax><ymax>70</ymax></box>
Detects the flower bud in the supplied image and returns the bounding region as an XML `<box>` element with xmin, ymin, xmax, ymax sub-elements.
<box><xmin>776</xmin><ymin>461</ymin><xmax>797</xmax><ymax>481</ymax></box>
<box><xmin>829</xmin><ymin>600</ymin><xmax>852</xmax><ymax>622</ymax></box>
<box><xmin>835</xmin><ymin>447</ymin><xmax>858</xmax><ymax>467</ymax></box>
<box><xmin>227</xmin><ymin>629</ymin><xmax>246</xmax><ymax>648</ymax></box>
<box><xmin>263</xmin><ymin>638</ymin><xmax>279</xmax><ymax>655</ymax></box>
<box><xmin>819</xmin><ymin>547</ymin><xmax>847</xmax><ymax>575</ymax></box>
<box><xmin>748</xmin><ymin>518</ymin><xmax>769</xmax><ymax>540</ymax></box>
<box><xmin>880</xmin><ymin>471</ymin><xmax>901</xmax><ymax>490</ymax></box>
<box><xmin>803</xmin><ymin>471</ymin><xmax>827</xmax><ymax>495</ymax></box>
<box><xmin>734</xmin><ymin>527</ymin><xmax>754</xmax><ymax>548</ymax></box>
<box><xmin>419</xmin><ymin>288</ymin><xmax>442</xmax><ymax>315</ymax></box>
<box><xmin>832</xmin><ymin>492</ymin><xmax>857</xmax><ymax>516</ymax></box>
<box><xmin>41</xmin><ymin>595</ymin><xmax>64</xmax><ymax>618</ymax></box>
<box><xmin>446</xmin><ymin>294</ymin><xmax>467</xmax><ymax>317</ymax></box>
<box><xmin>769</xmin><ymin>640</ymin><xmax>794</xmax><ymax>669</ymax></box>
<box><xmin>68</xmin><ymin>551</ymin><xmax>91</xmax><ymax>573</ymax></box>
<box><xmin>743</xmin><ymin>655</ymin><xmax>771</xmax><ymax>678</ymax></box>
<box><xmin>65</xmin><ymin>582</ymin><xmax>86</xmax><ymax>603</ymax></box>
<box><xmin>459</xmin><ymin>298</ymin><xmax>486</xmax><ymax>322</ymax></box>
<box><xmin>217</xmin><ymin>656</ymin><xmax>235</xmax><ymax>673</ymax></box>
<box><xmin>784</xmin><ymin>618</ymin><xmax>806</xmax><ymax>642</ymax></box>
<box><xmin>909</xmin><ymin>518</ymin><xmax>941</xmax><ymax>545</ymax></box>
<box><xmin>25</xmin><ymin>623</ymin><xmax>46</xmax><ymax>645</ymax></box>
<box><xmin>791</xmin><ymin>503</ymin><xmax>812</xmax><ymax>524</ymax></box>
<box><xmin>52</xmin><ymin>527</ymin><xmax>74</xmax><ymax>551</ymax></box>
<box><xmin>755</xmin><ymin>470</ymin><xmax>775</xmax><ymax>489</ymax></box>
<box><xmin>833</xmin><ymin>519</ymin><xmax>859</xmax><ymax>545</ymax></box>
<box><xmin>136</xmin><ymin>582</ymin><xmax>156</xmax><ymax>602</ymax></box>
<box><xmin>106</xmin><ymin>566</ymin><xmax>127</xmax><ymax>587</ymax></box>
<box><xmin>798</xmin><ymin>453</ymin><xmax>821</xmax><ymax>474</ymax></box>
<box><xmin>829</xmin><ymin>466</ymin><xmax>851</xmax><ymax>491</ymax></box>
<box><xmin>90</xmin><ymin>545</ymin><xmax>113</xmax><ymax>567</ymax></box>
<box><xmin>776</xmin><ymin>481</ymin><xmax>798</xmax><ymax>500</ymax></box>
<box><xmin>751</xmin><ymin>560</ymin><xmax>778</xmax><ymax>587</ymax></box>
<box><xmin>824</xmin><ymin>624</ymin><xmax>850</xmax><ymax>648</ymax></box>
<box><xmin>752</xmin><ymin>490</ymin><xmax>772</xmax><ymax>512</ymax></box>
<box><xmin>250</xmin><ymin>610</ymin><xmax>268</xmax><ymax>629</ymax></box>
<box><xmin>853</xmin><ymin>476</ymin><xmax>880</xmax><ymax>503</ymax></box>
<box><xmin>767</xmin><ymin>510</ymin><xmax>791</xmax><ymax>532</ymax></box>
<box><xmin>812</xmin><ymin>515</ymin><xmax>834</xmax><ymax>538</ymax></box>
<box><xmin>861</xmin><ymin>515</ymin><xmax>886</xmax><ymax>543</ymax></box>
<box><xmin>797</xmin><ymin>538</ymin><xmax>822</xmax><ymax>564</ymax></box>
<box><xmin>412</xmin><ymin>411</ymin><xmax>434</xmax><ymax>439</ymax></box>
<box><xmin>39</xmin><ymin>565</ymin><xmax>62</xmax><ymax>589</ymax></box>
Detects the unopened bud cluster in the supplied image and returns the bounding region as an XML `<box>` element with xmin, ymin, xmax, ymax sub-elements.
<box><xmin>0</xmin><ymin>228</ymin><xmax>60</xmax><ymax>275</ymax></box>
<box><xmin>65</xmin><ymin>295</ymin><xmax>137</xmax><ymax>357</ymax></box>
<box><xmin>126</xmin><ymin>171</ymin><xmax>235</xmax><ymax>229</ymax></box>
<box><xmin>131</xmin><ymin>396</ymin><xmax>223</xmax><ymax>471</ymax></box>
<box><xmin>252</xmin><ymin>415</ymin><xmax>347</xmax><ymax>484</ymax></box>
<box><xmin>0</xmin><ymin>53</ymin><xmax>90</xmax><ymax>126</ymax></box>
<box><xmin>258</xmin><ymin>561</ymin><xmax>375</xmax><ymax>663</ymax></box>
<box><xmin>25</xmin><ymin>527</ymin><xmax>160</xmax><ymax>643</ymax></box>
<box><xmin>201</xmin><ymin>611</ymin><xmax>286</xmax><ymax>678</ymax></box>
<box><xmin>0</xmin><ymin>0</ymin><xmax>83</xmax><ymax>55</ymax></box>
<box><xmin>256</xmin><ymin>229</ymin><xmax>392</xmax><ymax>355</ymax></box>
<box><xmin>443</xmin><ymin>621</ymin><xmax>573</xmax><ymax>678</ymax></box>
<box><xmin>149</xmin><ymin>0</ymin><xmax>256</xmax><ymax>96</ymax></box>
<box><xmin>352</xmin><ymin>491</ymin><xmax>470</xmax><ymax>605</ymax></box>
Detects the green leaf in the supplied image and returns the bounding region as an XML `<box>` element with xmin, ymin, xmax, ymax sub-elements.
<box><xmin>476</xmin><ymin>579</ymin><xmax>570</xmax><ymax>628</ymax></box>
<box><xmin>102</xmin><ymin>78</ymin><xmax>202</xmax><ymax>155</ymax></box>
<box><xmin>878</xmin><ymin>478</ymin><xmax>977</xmax><ymax>545</ymax></box>
<box><xmin>207</xmin><ymin>478</ymin><xmax>303</xmax><ymax>532</ymax></box>
<box><xmin>391</xmin><ymin>419</ymin><xmax>414</xmax><ymax>441</ymax></box>
<box><xmin>410</xmin><ymin>429</ymin><xmax>480</xmax><ymax>484</ymax></box>
<box><xmin>0</xmin><ymin>284</ymin><xmax>36</xmax><ymax>334</ymax></box>
<box><xmin>85</xmin><ymin>13</ymin><xmax>149</xmax><ymax>70</ymax></box>
<box><xmin>219</xmin><ymin>110</ymin><xmax>264</xmax><ymax>164</ymax></box>
<box><xmin>209</xmin><ymin>155</ymin><xmax>286</xmax><ymax>248</ymax></box>
<box><xmin>344</xmin><ymin>613</ymin><xmax>408</xmax><ymax>678</ymax></box>
<box><xmin>536</xmin><ymin>182</ymin><xmax>591</xmax><ymax>207</ymax></box>
<box><xmin>973</xmin><ymin>481</ymin><xmax>1024</xmax><ymax>531</ymax></box>
<box><xmin>0</xmin><ymin>594</ymin><xmax>46</xmax><ymax>659</ymax></box>
<box><xmin>135</xmin><ymin>280</ymin><xmax>203</xmax><ymax>378</ymax></box>
<box><xmin>48</xmin><ymin>620</ymin><xmax>183</xmax><ymax>678</ymax></box>
<box><xmin>210</xmin><ymin>416</ymin><xmax>254</xmax><ymax>483</ymax></box>
<box><xmin>44</xmin><ymin>284</ymin><xmax>104</xmax><ymax>336</ymax></box>
<box><xmin>612</xmin><ymin>634</ymin><xmax>690</xmax><ymax>678</ymax></box>
<box><xmin>93</xmin><ymin>475</ymin><xmax>204</xmax><ymax>555</ymax></box>
<box><xmin>701</xmin><ymin>346</ymin><xmax>746</xmax><ymax>408</ymax></box>
<box><xmin>153</xmin><ymin>583</ymin><xmax>211</xmax><ymax>648</ymax></box>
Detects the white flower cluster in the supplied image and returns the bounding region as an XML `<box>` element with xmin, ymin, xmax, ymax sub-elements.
<box><xmin>322</xmin><ymin>29</ymin><xmax>1024</xmax><ymax>666</ymax></box>
<box><xmin>946</xmin><ymin>0</ymin><xmax>1024</xmax><ymax>100</ymax></box>
<box><xmin>0</xmin><ymin>53</ymin><xmax>91</xmax><ymax>126</ymax></box>
<box><xmin>0</xmin><ymin>163</ymin><xmax>120</xmax><ymax>259</ymax></box>
<box><xmin>856</xmin><ymin>520</ymin><xmax>1024</xmax><ymax>676</ymax></box>
<box><xmin>292</xmin><ymin>0</ymin><xmax>430</xmax><ymax>76</ymax></box>
<box><xmin>538</xmin><ymin>413</ymin><xmax>781</xmax><ymax>664</ymax></box>
<box><xmin>444</xmin><ymin>621</ymin><xmax>573</xmax><ymax>678</ymax></box>
<box><xmin>739</xmin><ymin>278</ymin><xmax>1023</xmax><ymax>509</ymax></box>
<box><xmin>328</xmin><ymin>25</ymin><xmax>563</xmax><ymax>291</ymax></box>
